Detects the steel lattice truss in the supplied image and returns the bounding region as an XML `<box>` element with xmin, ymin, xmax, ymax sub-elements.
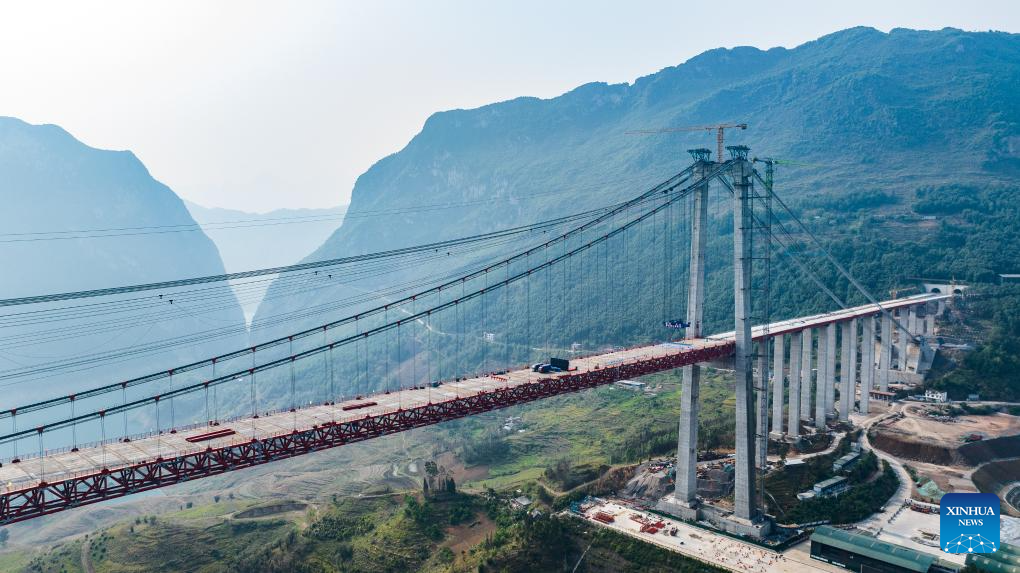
<box><xmin>0</xmin><ymin>343</ymin><xmax>731</xmax><ymax>525</ymax></box>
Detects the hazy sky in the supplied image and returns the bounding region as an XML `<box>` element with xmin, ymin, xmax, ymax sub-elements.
<box><xmin>2</xmin><ymin>1</ymin><xmax>1018</xmax><ymax>212</ymax></box>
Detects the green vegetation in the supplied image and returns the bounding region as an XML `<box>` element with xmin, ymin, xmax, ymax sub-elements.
<box><xmin>439</xmin><ymin>369</ymin><xmax>736</xmax><ymax>493</ymax></box>
<box><xmin>794</xmin><ymin>182</ymin><xmax>1020</xmax><ymax>402</ymax></box>
<box><xmin>765</xmin><ymin>432</ymin><xmax>859</xmax><ymax>514</ymax></box>
<box><xmin>784</xmin><ymin>460</ymin><xmax>899</xmax><ymax>525</ymax></box>
<box><xmin>846</xmin><ymin>450</ymin><xmax>879</xmax><ymax>483</ymax></box>
<box><xmin>543</xmin><ymin>458</ymin><xmax>607</xmax><ymax>491</ymax></box>
<box><xmin>930</xmin><ymin>287</ymin><xmax>1020</xmax><ymax>401</ymax></box>
<box><xmin>808</xmin><ymin>190</ymin><xmax>899</xmax><ymax>213</ymax></box>
<box><xmin>3</xmin><ymin>490</ymin><xmax>723</xmax><ymax>573</ymax></box>
<box><xmin>459</xmin><ymin>431</ymin><xmax>510</xmax><ymax>465</ymax></box>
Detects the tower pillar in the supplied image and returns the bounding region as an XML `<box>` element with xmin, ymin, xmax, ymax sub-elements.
<box><xmin>673</xmin><ymin>156</ymin><xmax>711</xmax><ymax>506</ymax></box>
<box><xmin>730</xmin><ymin>155</ymin><xmax>757</xmax><ymax>522</ymax></box>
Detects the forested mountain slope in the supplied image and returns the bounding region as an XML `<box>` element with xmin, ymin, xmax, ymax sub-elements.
<box><xmin>0</xmin><ymin>117</ymin><xmax>247</xmax><ymax>402</ymax></box>
<box><xmin>253</xmin><ymin>27</ymin><xmax>1020</xmax><ymax>399</ymax></box>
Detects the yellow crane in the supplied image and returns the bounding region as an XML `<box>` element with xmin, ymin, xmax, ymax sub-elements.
<box><xmin>626</xmin><ymin>122</ymin><xmax>748</xmax><ymax>162</ymax></box>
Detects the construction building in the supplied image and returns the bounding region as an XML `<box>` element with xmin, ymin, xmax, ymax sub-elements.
<box><xmin>966</xmin><ymin>541</ymin><xmax>1020</xmax><ymax>573</ymax></box>
<box><xmin>614</xmin><ymin>380</ymin><xmax>646</xmax><ymax>391</ymax></box>
<box><xmin>871</xmin><ymin>389</ymin><xmax>897</xmax><ymax>402</ymax></box>
<box><xmin>814</xmin><ymin>476</ymin><xmax>850</xmax><ymax>497</ymax></box>
<box><xmin>833</xmin><ymin>452</ymin><xmax>861</xmax><ymax>473</ymax></box>
<box><xmin>810</xmin><ymin>526</ymin><xmax>960</xmax><ymax>573</ymax></box>
<box><xmin>798</xmin><ymin>476</ymin><xmax>849</xmax><ymax>501</ymax></box>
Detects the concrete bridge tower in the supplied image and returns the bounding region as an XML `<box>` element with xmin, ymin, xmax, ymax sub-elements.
<box><xmin>672</xmin><ymin>149</ymin><xmax>712</xmax><ymax>511</ymax></box>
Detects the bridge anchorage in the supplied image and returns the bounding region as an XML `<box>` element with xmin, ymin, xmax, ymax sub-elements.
<box><xmin>0</xmin><ymin>143</ymin><xmax>949</xmax><ymax>534</ymax></box>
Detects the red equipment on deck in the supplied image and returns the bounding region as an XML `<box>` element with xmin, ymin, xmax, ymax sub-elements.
<box><xmin>341</xmin><ymin>401</ymin><xmax>378</xmax><ymax>411</ymax></box>
<box><xmin>184</xmin><ymin>428</ymin><xmax>236</xmax><ymax>443</ymax></box>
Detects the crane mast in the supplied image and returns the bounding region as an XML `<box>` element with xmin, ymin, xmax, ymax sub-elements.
<box><xmin>626</xmin><ymin>123</ymin><xmax>748</xmax><ymax>162</ymax></box>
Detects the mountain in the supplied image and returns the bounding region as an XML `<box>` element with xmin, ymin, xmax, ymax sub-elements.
<box><xmin>0</xmin><ymin>117</ymin><xmax>247</xmax><ymax>405</ymax></box>
<box><xmin>184</xmin><ymin>200</ymin><xmax>346</xmax><ymax>321</ymax></box>
<box><xmin>251</xmin><ymin>27</ymin><xmax>1020</xmax><ymax>397</ymax></box>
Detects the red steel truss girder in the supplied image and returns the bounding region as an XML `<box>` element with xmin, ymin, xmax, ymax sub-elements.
<box><xmin>0</xmin><ymin>342</ymin><xmax>732</xmax><ymax>525</ymax></box>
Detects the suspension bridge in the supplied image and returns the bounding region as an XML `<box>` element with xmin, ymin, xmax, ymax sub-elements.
<box><xmin>0</xmin><ymin>146</ymin><xmax>951</xmax><ymax>537</ymax></box>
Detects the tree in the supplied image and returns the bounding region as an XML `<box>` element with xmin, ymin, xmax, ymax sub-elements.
<box><xmin>425</xmin><ymin>460</ymin><xmax>439</xmax><ymax>478</ymax></box>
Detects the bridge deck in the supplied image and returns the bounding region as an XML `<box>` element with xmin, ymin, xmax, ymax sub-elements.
<box><xmin>0</xmin><ymin>293</ymin><xmax>947</xmax><ymax>523</ymax></box>
<box><xmin>0</xmin><ymin>339</ymin><xmax>725</xmax><ymax>491</ymax></box>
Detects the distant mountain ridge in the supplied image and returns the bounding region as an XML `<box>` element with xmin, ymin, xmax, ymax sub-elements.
<box><xmin>253</xmin><ymin>26</ymin><xmax>1020</xmax><ymax>342</ymax></box>
<box><xmin>184</xmin><ymin>200</ymin><xmax>346</xmax><ymax>321</ymax></box>
<box><xmin>0</xmin><ymin>117</ymin><xmax>247</xmax><ymax>402</ymax></box>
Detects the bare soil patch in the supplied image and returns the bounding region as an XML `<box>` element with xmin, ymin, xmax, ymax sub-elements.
<box><xmin>442</xmin><ymin>513</ymin><xmax>496</xmax><ymax>555</ymax></box>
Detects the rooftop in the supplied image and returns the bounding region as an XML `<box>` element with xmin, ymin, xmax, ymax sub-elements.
<box><xmin>966</xmin><ymin>542</ymin><xmax>1020</xmax><ymax>573</ymax></box>
<box><xmin>811</xmin><ymin>526</ymin><xmax>936</xmax><ymax>573</ymax></box>
<box><xmin>815</xmin><ymin>476</ymin><xmax>848</xmax><ymax>489</ymax></box>
<box><xmin>511</xmin><ymin>495</ymin><xmax>533</xmax><ymax>507</ymax></box>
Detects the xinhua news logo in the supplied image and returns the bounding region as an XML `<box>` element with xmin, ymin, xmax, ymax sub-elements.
<box><xmin>940</xmin><ymin>492</ymin><xmax>1000</xmax><ymax>554</ymax></box>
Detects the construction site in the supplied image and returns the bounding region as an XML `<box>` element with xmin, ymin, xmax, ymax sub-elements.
<box><xmin>566</xmin><ymin>267</ymin><xmax>1020</xmax><ymax>572</ymax></box>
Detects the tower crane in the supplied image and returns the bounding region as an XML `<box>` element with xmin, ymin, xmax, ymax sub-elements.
<box><xmin>626</xmin><ymin>122</ymin><xmax>747</xmax><ymax>162</ymax></box>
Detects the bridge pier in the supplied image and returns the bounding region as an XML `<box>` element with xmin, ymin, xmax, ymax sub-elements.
<box><xmin>800</xmin><ymin>327</ymin><xmax>813</xmax><ymax>423</ymax></box>
<box><xmin>860</xmin><ymin>315</ymin><xmax>875</xmax><ymax>414</ymax></box>
<box><xmin>839</xmin><ymin>319</ymin><xmax>856</xmax><ymax>422</ymax></box>
<box><xmin>824</xmin><ymin>322</ymin><xmax>837</xmax><ymax>421</ymax></box>
<box><xmin>756</xmin><ymin>346</ymin><xmax>769</xmax><ymax>464</ymax></box>
<box><xmin>925</xmin><ymin>303</ymin><xmax>937</xmax><ymax>335</ymax></box>
<box><xmin>815</xmin><ymin>324</ymin><xmax>828</xmax><ymax>429</ymax></box>
<box><xmin>897</xmin><ymin>309</ymin><xmax>909</xmax><ymax>371</ymax></box>
<box><xmin>879</xmin><ymin>312</ymin><xmax>892</xmax><ymax>391</ymax></box>
<box><xmin>770</xmin><ymin>334</ymin><xmax>785</xmax><ymax>439</ymax></box>
<box><xmin>787</xmin><ymin>331</ymin><xmax>802</xmax><ymax>438</ymax></box>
